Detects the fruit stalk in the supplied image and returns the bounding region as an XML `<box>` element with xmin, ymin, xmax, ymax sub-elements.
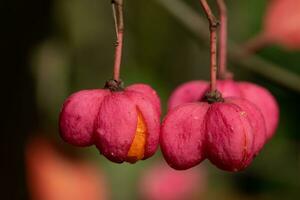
<box><xmin>199</xmin><ymin>0</ymin><xmax>219</xmax><ymax>92</ymax></box>
<box><xmin>216</xmin><ymin>0</ymin><xmax>230</xmax><ymax>79</ymax></box>
<box><xmin>112</xmin><ymin>0</ymin><xmax>124</xmax><ymax>81</ymax></box>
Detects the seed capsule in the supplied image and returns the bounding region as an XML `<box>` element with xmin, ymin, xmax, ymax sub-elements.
<box><xmin>238</xmin><ymin>82</ymin><xmax>279</xmax><ymax>139</ymax></box>
<box><xmin>168</xmin><ymin>80</ymin><xmax>241</xmax><ymax>110</ymax></box>
<box><xmin>59</xmin><ymin>89</ymin><xmax>109</xmax><ymax>147</ymax></box>
<box><xmin>167</xmin><ymin>80</ymin><xmax>278</xmax><ymax>140</ymax></box>
<box><xmin>168</xmin><ymin>81</ymin><xmax>209</xmax><ymax>110</ymax></box>
<box><xmin>126</xmin><ymin>84</ymin><xmax>161</xmax><ymax>116</ymax></box>
<box><xmin>205</xmin><ymin>98</ymin><xmax>266</xmax><ymax>171</ymax></box>
<box><xmin>161</xmin><ymin>103</ymin><xmax>209</xmax><ymax>170</ymax></box>
<box><xmin>59</xmin><ymin>83</ymin><xmax>161</xmax><ymax>163</ymax></box>
<box><xmin>139</xmin><ymin>163</ymin><xmax>206</xmax><ymax>200</ymax></box>
<box><xmin>161</xmin><ymin>97</ymin><xmax>266</xmax><ymax>171</ymax></box>
<box><xmin>263</xmin><ymin>0</ymin><xmax>300</xmax><ymax>49</ymax></box>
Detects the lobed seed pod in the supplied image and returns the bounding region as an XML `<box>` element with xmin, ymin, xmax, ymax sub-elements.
<box><xmin>167</xmin><ymin>80</ymin><xmax>279</xmax><ymax>140</ymax></box>
<box><xmin>238</xmin><ymin>82</ymin><xmax>279</xmax><ymax>139</ymax></box>
<box><xmin>94</xmin><ymin>89</ymin><xmax>160</xmax><ymax>163</ymax></box>
<box><xmin>168</xmin><ymin>79</ymin><xmax>241</xmax><ymax>110</ymax></box>
<box><xmin>161</xmin><ymin>96</ymin><xmax>267</xmax><ymax>172</ymax></box>
<box><xmin>263</xmin><ymin>0</ymin><xmax>300</xmax><ymax>49</ymax></box>
<box><xmin>161</xmin><ymin>103</ymin><xmax>209</xmax><ymax>170</ymax></box>
<box><xmin>59</xmin><ymin>89</ymin><xmax>109</xmax><ymax>147</ymax></box>
<box><xmin>205</xmin><ymin>98</ymin><xmax>266</xmax><ymax>171</ymax></box>
<box><xmin>126</xmin><ymin>83</ymin><xmax>161</xmax><ymax>116</ymax></box>
<box><xmin>139</xmin><ymin>163</ymin><xmax>206</xmax><ymax>200</ymax></box>
<box><xmin>216</xmin><ymin>80</ymin><xmax>242</xmax><ymax>98</ymax></box>
<box><xmin>228</xmin><ymin>98</ymin><xmax>267</xmax><ymax>155</ymax></box>
<box><xmin>167</xmin><ymin>81</ymin><xmax>209</xmax><ymax>111</ymax></box>
<box><xmin>59</xmin><ymin>82</ymin><xmax>161</xmax><ymax>163</ymax></box>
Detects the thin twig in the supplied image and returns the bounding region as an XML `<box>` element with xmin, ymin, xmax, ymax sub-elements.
<box><xmin>216</xmin><ymin>0</ymin><xmax>231</xmax><ymax>79</ymax></box>
<box><xmin>112</xmin><ymin>0</ymin><xmax>124</xmax><ymax>81</ymax></box>
<box><xmin>243</xmin><ymin>32</ymin><xmax>270</xmax><ymax>53</ymax></box>
<box><xmin>155</xmin><ymin>0</ymin><xmax>300</xmax><ymax>93</ymax></box>
<box><xmin>199</xmin><ymin>0</ymin><xmax>219</xmax><ymax>92</ymax></box>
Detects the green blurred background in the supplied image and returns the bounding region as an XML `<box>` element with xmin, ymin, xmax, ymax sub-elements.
<box><xmin>2</xmin><ymin>0</ymin><xmax>300</xmax><ymax>199</ymax></box>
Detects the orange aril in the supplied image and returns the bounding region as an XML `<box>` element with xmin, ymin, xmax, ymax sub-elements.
<box><xmin>127</xmin><ymin>110</ymin><xmax>147</xmax><ymax>163</ymax></box>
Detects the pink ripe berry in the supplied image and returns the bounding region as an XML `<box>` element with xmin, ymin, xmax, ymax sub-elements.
<box><xmin>264</xmin><ymin>0</ymin><xmax>300</xmax><ymax>49</ymax></box>
<box><xmin>238</xmin><ymin>82</ymin><xmax>279</xmax><ymax>140</ymax></box>
<box><xmin>216</xmin><ymin>81</ymin><xmax>279</xmax><ymax>139</ymax></box>
<box><xmin>205</xmin><ymin>98</ymin><xmax>266</xmax><ymax>171</ymax></box>
<box><xmin>139</xmin><ymin>163</ymin><xmax>206</xmax><ymax>200</ymax></box>
<box><xmin>161</xmin><ymin>103</ymin><xmax>209</xmax><ymax>170</ymax></box>
<box><xmin>167</xmin><ymin>81</ymin><xmax>209</xmax><ymax>110</ymax></box>
<box><xmin>161</xmin><ymin>97</ymin><xmax>266</xmax><ymax>171</ymax></box>
<box><xmin>168</xmin><ymin>79</ymin><xmax>241</xmax><ymax>110</ymax></box>
<box><xmin>168</xmin><ymin>80</ymin><xmax>279</xmax><ymax>140</ymax></box>
<box><xmin>59</xmin><ymin>81</ymin><xmax>161</xmax><ymax>163</ymax></box>
<box><xmin>216</xmin><ymin>80</ymin><xmax>242</xmax><ymax>97</ymax></box>
<box><xmin>126</xmin><ymin>83</ymin><xmax>161</xmax><ymax>116</ymax></box>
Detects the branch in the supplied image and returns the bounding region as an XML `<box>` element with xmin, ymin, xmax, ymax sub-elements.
<box><xmin>199</xmin><ymin>0</ymin><xmax>219</xmax><ymax>92</ymax></box>
<box><xmin>216</xmin><ymin>0</ymin><xmax>231</xmax><ymax>79</ymax></box>
<box><xmin>112</xmin><ymin>0</ymin><xmax>124</xmax><ymax>81</ymax></box>
<box><xmin>199</xmin><ymin>0</ymin><xmax>219</xmax><ymax>29</ymax></box>
<box><xmin>156</xmin><ymin>0</ymin><xmax>300</xmax><ymax>93</ymax></box>
<box><xmin>243</xmin><ymin>32</ymin><xmax>270</xmax><ymax>53</ymax></box>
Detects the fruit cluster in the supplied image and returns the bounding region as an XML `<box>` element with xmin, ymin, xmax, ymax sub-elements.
<box><xmin>58</xmin><ymin>0</ymin><xmax>281</xmax><ymax>172</ymax></box>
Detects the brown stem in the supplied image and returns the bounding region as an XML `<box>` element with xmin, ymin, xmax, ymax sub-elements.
<box><xmin>243</xmin><ymin>32</ymin><xmax>270</xmax><ymax>54</ymax></box>
<box><xmin>112</xmin><ymin>0</ymin><xmax>124</xmax><ymax>81</ymax></box>
<box><xmin>216</xmin><ymin>0</ymin><xmax>231</xmax><ymax>79</ymax></box>
<box><xmin>199</xmin><ymin>0</ymin><xmax>219</xmax><ymax>92</ymax></box>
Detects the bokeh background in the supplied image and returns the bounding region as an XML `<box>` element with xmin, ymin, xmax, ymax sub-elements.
<box><xmin>2</xmin><ymin>0</ymin><xmax>300</xmax><ymax>199</ymax></box>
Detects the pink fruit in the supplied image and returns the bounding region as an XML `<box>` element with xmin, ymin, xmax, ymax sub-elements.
<box><xmin>168</xmin><ymin>80</ymin><xmax>241</xmax><ymax>110</ymax></box>
<box><xmin>168</xmin><ymin>80</ymin><xmax>279</xmax><ymax>140</ymax></box>
<box><xmin>59</xmin><ymin>80</ymin><xmax>161</xmax><ymax>163</ymax></box>
<box><xmin>263</xmin><ymin>0</ymin><xmax>300</xmax><ymax>49</ymax></box>
<box><xmin>161</xmin><ymin>96</ymin><xmax>266</xmax><ymax>171</ymax></box>
<box><xmin>167</xmin><ymin>81</ymin><xmax>209</xmax><ymax>110</ymax></box>
<box><xmin>59</xmin><ymin>89</ymin><xmax>109</xmax><ymax>147</ymax></box>
<box><xmin>216</xmin><ymin>80</ymin><xmax>242</xmax><ymax>97</ymax></box>
<box><xmin>238</xmin><ymin>82</ymin><xmax>279</xmax><ymax>139</ymax></box>
<box><xmin>126</xmin><ymin>83</ymin><xmax>161</xmax><ymax>116</ymax></box>
<box><xmin>205</xmin><ymin>98</ymin><xmax>266</xmax><ymax>171</ymax></box>
<box><xmin>161</xmin><ymin>103</ymin><xmax>209</xmax><ymax>170</ymax></box>
<box><xmin>139</xmin><ymin>163</ymin><xmax>206</xmax><ymax>200</ymax></box>
<box><xmin>227</xmin><ymin>98</ymin><xmax>267</xmax><ymax>155</ymax></box>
